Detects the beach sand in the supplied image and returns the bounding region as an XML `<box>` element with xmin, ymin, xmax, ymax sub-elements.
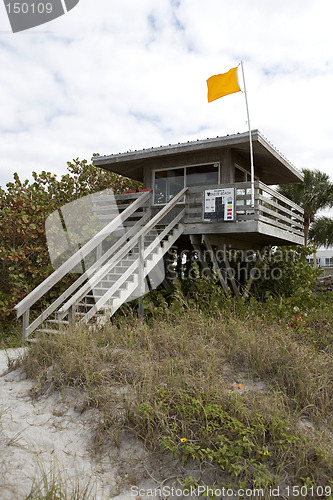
<box><xmin>0</xmin><ymin>348</ymin><xmax>177</xmax><ymax>499</ymax></box>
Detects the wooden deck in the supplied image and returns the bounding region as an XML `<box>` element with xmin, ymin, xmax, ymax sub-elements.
<box><xmin>149</xmin><ymin>181</ymin><xmax>304</xmax><ymax>248</ymax></box>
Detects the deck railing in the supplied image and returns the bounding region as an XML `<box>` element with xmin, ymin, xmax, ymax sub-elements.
<box><xmin>185</xmin><ymin>180</ymin><xmax>304</xmax><ymax>238</ymax></box>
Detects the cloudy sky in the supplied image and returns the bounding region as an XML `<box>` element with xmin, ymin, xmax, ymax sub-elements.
<box><xmin>1</xmin><ymin>0</ymin><xmax>333</xmax><ymax>188</ymax></box>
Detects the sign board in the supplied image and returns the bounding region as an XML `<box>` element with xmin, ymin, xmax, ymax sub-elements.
<box><xmin>203</xmin><ymin>188</ymin><xmax>235</xmax><ymax>222</ymax></box>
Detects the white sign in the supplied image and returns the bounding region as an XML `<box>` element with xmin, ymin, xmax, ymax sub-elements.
<box><xmin>203</xmin><ymin>188</ymin><xmax>235</xmax><ymax>221</ymax></box>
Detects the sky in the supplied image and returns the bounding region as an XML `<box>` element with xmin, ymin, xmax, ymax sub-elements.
<box><xmin>1</xmin><ymin>0</ymin><xmax>333</xmax><ymax>191</ymax></box>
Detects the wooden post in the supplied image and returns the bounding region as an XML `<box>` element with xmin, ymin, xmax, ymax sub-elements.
<box><xmin>240</xmin><ymin>251</ymin><xmax>263</xmax><ymax>301</ymax></box>
<box><xmin>68</xmin><ymin>304</ymin><xmax>76</xmax><ymax>323</ymax></box>
<box><xmin>96</xmin><ymin>242</ymin><xmax>103</xmax><ymax>262</ymax></box>
<box><xmin>138</xmin><ymin>234</ymin><xmax>144</xmax><ymax>318</ymax></box>
<box><xmin>22</xmin><ymin>309</ymin><xmax>30</xmax><ymax>341</ymax></box>
<box><xmin>201</xmin><ymin>236</ymin><xmax>229</xmax><ymax>292</ymax></box>
<box><xmin>189</xmin><ymin>235</ymin><xmax>213</xmax><ymax>279</ymax></box>
<box><xmin>223</xmin><ymin>251</ymin><xmax>240</xmax><ymax>299</ymax></box>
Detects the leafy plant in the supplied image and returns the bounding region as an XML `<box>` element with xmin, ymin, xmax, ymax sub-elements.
<box><xmin>0</xmin><ymin>159</ymin><xmax>140</xmax><ymax>333</ymax></box>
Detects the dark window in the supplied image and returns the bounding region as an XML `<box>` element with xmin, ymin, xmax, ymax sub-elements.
<box><xmin>235</xmin><ymin>165</ymin><xmax>249</xmax><ymax>182</ymax></box>
<box><xmin>154</xmin><ymin>169</ymin><xmax>184</xmax><ymax>204</ymax></box>
<box><xmin>153</xmin><ymin>163</ymin><xmax>219</xmax><ymax>205</ymax></box>
<box><xmin>186</xmin><ymin>163</ymin><xmax>219</xmax><ymax>187</ymax></box>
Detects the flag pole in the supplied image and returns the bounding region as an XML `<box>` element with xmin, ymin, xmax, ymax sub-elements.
<box><xmin>240</xmin><ymin>61</ymin><xmax>255</xmax><ymax>207</ymax></box>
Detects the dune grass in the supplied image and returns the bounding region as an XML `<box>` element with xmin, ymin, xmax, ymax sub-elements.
<box><xmin>16</xmin><ymin>302</ymin><xmax>333</xmax><ymax>494</ymax></box>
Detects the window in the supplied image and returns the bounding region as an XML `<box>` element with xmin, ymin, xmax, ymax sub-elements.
<box><xmin>153</xmin><ymin>163</ymin><xmax>219</xmax><ymax>205</ymax></box>
<box><xmin>186</xmin><ymin>163</ymin><xmax>219</xmax><ymax>187</ymax></box>
<box><xmin>154</xmin><ymin>169</ymin><xmax>184</xmax><ymax>204</ymax></box>
<box><xmin>235</xmin><ymin>165</ymin><xmax>250</xmax><ymax>182</ymax></box>
<box><xmin>325</xmin><ymin>257</ymin><xmax>333</xmax><ymax>266</ymax></box>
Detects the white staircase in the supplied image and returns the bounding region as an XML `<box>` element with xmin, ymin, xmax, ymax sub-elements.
<box><xmin>14</xmin><ymin>189</ymin><xmax>186</xmax><ymax>340</ymax></box>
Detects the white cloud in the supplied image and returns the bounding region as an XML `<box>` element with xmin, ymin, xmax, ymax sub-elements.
<box><xmin>0</xmin><ymin>0</ymin><xmax>333</xmax><ymax>187</ymax></box>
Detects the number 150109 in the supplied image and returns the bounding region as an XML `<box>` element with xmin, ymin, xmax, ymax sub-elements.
<box><xmin>6</xmin><ymin>3</ymin><xmax>53</xmax><ymax>14</ymax></box>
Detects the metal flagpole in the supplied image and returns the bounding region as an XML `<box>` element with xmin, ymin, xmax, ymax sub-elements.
<box><xmin>240</xmin><ymin>61</ymin><xmax>255</xmax><ymax>207</ymax></box>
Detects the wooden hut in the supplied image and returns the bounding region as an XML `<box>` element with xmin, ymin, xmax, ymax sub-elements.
<box><xmin>15</xmin><ymin>130</ymin><xmax>304</xmax><ymax>339</ymax></box>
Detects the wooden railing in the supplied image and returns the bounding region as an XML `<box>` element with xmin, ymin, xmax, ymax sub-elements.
<box><xmin>14</xmin><ymin>190</ymin><xmax>152</xmax><ymax>339</ymax></box>
<box><xmin>185</xmin><ymin>181</ymin><xmax>304</xmax><ymax>238</ymax></box>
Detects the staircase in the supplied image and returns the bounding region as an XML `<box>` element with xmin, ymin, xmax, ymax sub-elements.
<box><xmin>15</xmin><ymin>189</ymin><xmax>186</xmax><ymax>340</ymax></box>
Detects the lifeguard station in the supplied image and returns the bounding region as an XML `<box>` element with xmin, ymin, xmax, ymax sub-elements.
<box><xmin>15</xmin><ymin>130</ymin><xmax>304</xmax><ymax>339</ymax></box>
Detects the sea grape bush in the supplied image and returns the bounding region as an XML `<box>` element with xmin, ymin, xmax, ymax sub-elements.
<box><xmin>0</xmin><ymin>158</ymin><xmax>140</xmax><ymax>331</ymax></box>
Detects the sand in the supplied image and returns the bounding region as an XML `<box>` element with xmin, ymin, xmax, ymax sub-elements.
<box><xmin>0</xmin><ymin>348</ymin><xmax>176</xmax><ymax>500</ymax></box>
<box><xmin>0</xmin><ymin>348</ymin><xmax>240</xmax><ymax>499</ymax></box>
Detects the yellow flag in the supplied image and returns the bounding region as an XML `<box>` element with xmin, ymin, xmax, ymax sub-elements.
<box><xmin>207</xmin><ymin>67</ymin><xmax>241</xmax><ymax>103</ymax></box>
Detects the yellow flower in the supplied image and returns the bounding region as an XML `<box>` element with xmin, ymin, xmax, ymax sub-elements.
<box><xmin>313</xmin><ymin>340</ymin><xmax>317</xmax><ymax>344</ymax></box>
<box><xmin>180</xmin><ymin>438</ymin><xmax>187</xmax><ymax>443</ymax></box>
<box><xmin>263</xmin><ymin>450</ymin><xmax>270</xmax><ymax>456</ymax></box>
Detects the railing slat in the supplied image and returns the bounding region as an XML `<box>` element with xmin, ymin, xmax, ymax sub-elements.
<box><xmin>259</xmin><ymin>205</ymin><xmax>304</xmax><ymax>230</ymax></box>
<box><xmin>258</xmin><ymin>181</ymin><xmax>303</xmax><ymax>212</ymax></box>
<box><xmin>258</xmin><ymin>214</ymin><xmax>304</xmax><ymax>236</ymax></box>
<box><xmin>257</xmin><ymin>194</ymin><xmax>303</xmax><ymax>221</ymax></box>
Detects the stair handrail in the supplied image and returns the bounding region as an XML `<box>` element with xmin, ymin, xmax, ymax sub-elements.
<box><xmin>83</xmin><ymin>209</ymin><xmax>186</xmax><ymax>323</ymax></box>
<box><xmin>58</xmin><ymin>187</ymin><xmax>188</xmax><ymax>319</ymax></box>
<box><xmin>24</xmin><ymin>210</ymin><xmax>152</xmax><ymax>338</ymax></box>
<box><xmin>14</xmin><ymin>190</ymin><xmax>152</xmax><ymax>319</ymax></box>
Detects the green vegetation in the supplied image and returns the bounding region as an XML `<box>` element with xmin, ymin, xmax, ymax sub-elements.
<box><xmin>25</xmin><ymin>461</ymin><xmax>94</xmax><ymax>500</ymax></box>
<box><xmin>15</xmin><ymin>285</ymin><xmax>333</xmax><ymax>495</ymax></box>
<box><xmin>309</xmin><ymin>216</ymin><xmax>333</xmax><ymax>248</ymax></box>
<box><xmin>2</xmin><ymin>163</ymin><xmax>333</xmax><ymax>495</ymax></box>
<box><xmin>278</xmin><ymin>168</ymin><xmax>333</xmax><ymax>246</ymax></box>
<box><xmin>0</xmin><ymin>159</ymin><xmax>140</xmax><ymax>334</ymax></box>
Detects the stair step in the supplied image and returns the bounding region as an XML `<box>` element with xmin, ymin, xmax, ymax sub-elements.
<box><xmin>36</xmin><ymin>328</ymin><xmax>62</xmax><ymax>334</ymax></box>
<box><xmin>46</xmin><ymin>319</ymin><xmax>70</xmax><ymax>325</ymax></box>
<box><xmin>74</xmin><ymin>310</ymin><xmax>108</xmax><ymax>317</ymax></box>
<box><xmin>92</xmin><ymin>289</ymin><xmax>122</xmax><ymax>298</ymax></box>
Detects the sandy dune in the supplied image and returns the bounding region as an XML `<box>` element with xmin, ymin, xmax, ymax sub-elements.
<box><xmin>0</xmin><ymin>348</ymin><xmax>170</xmax><ymax>500</ymax></box>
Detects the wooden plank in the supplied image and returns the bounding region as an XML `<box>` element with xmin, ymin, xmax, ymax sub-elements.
<box><xmin>236</xmin><ymin>214</ymin><xmax>259</xmax><ymax>221</ymax></box>
<box><xmin>184</xmin><ymin>217</ymin><xmax>203</xmax><ymax>224</ymax></box>
<box><xmin>96</xmin><ymin>210</ymin><xmax>147</xmax><ymax>221</ymax></box>
<box><xmin>235</xmin><ymin>203</ymin><xmax>256</xmax><ymax>211</ymax></box>
<box><xmin>223</xmin><ymin>250</ymin><xmax>240</xmax><ymax>298</ymax></box>
<box><xmin>187</xmin><ymin>181</ymin><xmax>253</xmax><ymax>194</ymax></box>
<box><xmin>138</xmin><ymin>235</ymin><xmax>144</xmax><ymax>318</ymax></box>
<box><xmin>189</xmin><ymin>235</ymin><xmax>213</xmax><ymax>279</ymax></box>
<box><xmin>235</xmin><ymin>194</ymin><xmax>253</xmax><ymax>201</ymax></box>
<box><xmin>258</xmin><ymin>210</ymin><xmax>304</xmax><ymax>233</ymax></box>
<box><xmin>241</xmin><ymin>252</ymin><xmax>263</xmax><ymax>301</ymax></box>
<box><xmin>114</xmin><ymin>192</ymin><xmax>143</xmax><ymax>201</ymax></box>
<box><xmin>257</xmin><ymin>221</ymin><xmax>304</xmax><ymax>245</ymax></box>
<box><xmin>258</xmin><ymin>181</ymin><xmax>304</xmax><ymax>213</ymax></box>
<box><xmin>257</xmin><ymin>194</ymin><xmax>304</xmax><ymax>222</ymax></box>
<box><xmin>259</xmin><ymin>205</ymin><xmax>304</xmax><ymax>229</ymax></box>
<box><xmin>258</xmin><ymin>215</ymin><xmax>304</xmax><ymax>236</ymax></box>
<box><xmin>22</xmin><ymin>309</ymin><xmax>30</xmax><ymax>341</ymax></box>
<box><xmin>92</xmin><ymin>192</ymin><xmax>141</xmax><ymax>202</ymax></box>
<box><xmin>185</xmin><ymin>207</ymin><xmax>202</xmax><ymax>215</ymax></box>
